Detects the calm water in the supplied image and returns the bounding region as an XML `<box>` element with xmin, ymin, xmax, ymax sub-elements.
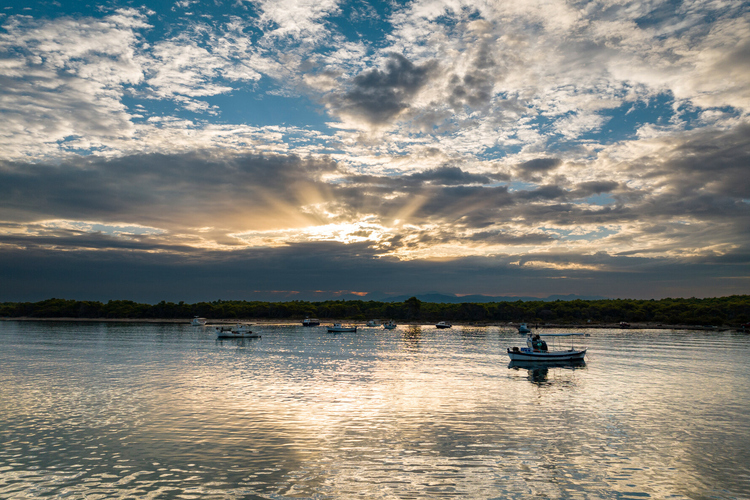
<box><xmin>1</xmin><ymin>321</ymin><xmax>749</xmax><ymax>499</ymax></box>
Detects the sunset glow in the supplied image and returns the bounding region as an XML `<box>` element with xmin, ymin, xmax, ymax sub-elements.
<box><xmin>1</xmin><ymin>0</ymin><xmax>748</xmax><ymax>301</ymax></box>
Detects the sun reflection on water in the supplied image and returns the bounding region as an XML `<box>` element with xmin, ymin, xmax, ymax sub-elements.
<box><xmin>0</xmin><ymin>323</ymin><xmax>749</xmax><ymax>498</ymax></box>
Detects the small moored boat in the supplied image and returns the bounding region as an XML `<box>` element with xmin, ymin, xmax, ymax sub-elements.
<box><xmin>435</xmin><ymin>321</ymin><xmax>452</xmax><ymax>329</ymax></box>
<box><xmin>518</xmin><ymin>323</ymin><xmax>531</xmax><ymax>334</ymax></box>
<box><xmin>216</xmin><ymin>324</ymin><xmax>261</xmax><ymax>339</ymax></box>
<box><xmin>328</xmin><ymin>323</ymin><xmax>357</xmax><ymax>333</ymax></box>
<box><xmin>191</xmin><ymin>316</ymin><xmax>207</xmax><ymax>326</ymax></box>
<box><xmin>366</xmin><ymin>319</ymin><xmax>380</xmax><ymax>327</ymax></box>
<box><xmin>302</xmin><ymin>318</ymin><xmax>320</xmax><ymax>327</ymax></box>
<box><xmin>508</xmin><ymin>333</ymin><xmax>587</xmax><ymax>362</ymax></box>
<box><xmin>383</xmin><ymin>320</ymin><xmax>397</xmax><ymax>330</ymax></box>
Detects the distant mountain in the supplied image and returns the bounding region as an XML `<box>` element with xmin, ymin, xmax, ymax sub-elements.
<box><xmin>342</xmin><ymin>292</ymin><xmax>608</xmax><ymax>303</ymax></box>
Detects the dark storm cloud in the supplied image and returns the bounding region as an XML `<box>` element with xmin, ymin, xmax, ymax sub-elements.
<box><xmin>571</xmin><ymin>181</ymin><xmax>620</xmax><ymax>197</ymax></box>
<box><xmin>347</xmin><ymin>165</ymin><xmax>492</xmax><ymax>189</ymax></box>
<box><xmin>331</xmin><ymin>53</ymin><xmax>437</xmax><ymax>124</ymax></box>
<box><xmin>407</xmin><ymin>166</ymin><xmax>492</xmax><ymax>185</ymax></box>
<box><xmin>518</xmin><ymin>158</ymin><xmax>562</xmax><ymax>173</ymax></box>
<box><xmin>399</xmin><ymin>185</ymin><xmax>515</xmax><ymax>224</ymax></box>
<box><xmin>659</xmin><ymin>123</ymin><xmax>750</xmax><ymax>200</ymax></box>
<box><xmin>0</xmin><ymin>228</ymin><xmax>194</xmax><ymax>253</ymax></box>
<box><xmin>464</xmin><ymin>230</ymin><xmax>556</xmax><ymax>245</ymax></box>
<box><xmin>0</xmin><ymin>154</ymin><xmax>515</xmax><ymax>237</ymax></box>
<box><xmin>615</xmin><ymin>124</ymin><xmax>750</xmax><ymax>231</ymax></box>
<box><xmin>0</xmin><ymin>152</ymin><xmax>338</xmax><ymax>224</ymax></box>
<box><xmin>2</xmin><ymin>241</ymin><xmax>748</xmax><ymax>303</ymax></box>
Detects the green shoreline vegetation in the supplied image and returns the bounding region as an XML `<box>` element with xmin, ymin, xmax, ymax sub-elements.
<box><xmin>1</xmin><ymin>296</ymin><xmax>749</xmax><ymax>327</ymax></box>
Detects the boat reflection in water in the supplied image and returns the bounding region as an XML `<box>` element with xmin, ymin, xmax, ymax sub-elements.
<box><xmin>509</xmin><ymin>359</ymin><xmax>586</xmax><ymax>385</ymax></box>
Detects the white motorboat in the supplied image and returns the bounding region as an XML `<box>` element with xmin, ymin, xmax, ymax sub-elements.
<box><xmin>518</xmin><ymin>323</ymin><xmax>531</xmax><ymax>334</ymax></box>
<box><xmin>383</xmin><ymin>320</ymin><xmax>397</xmax><ymax>330</ymax></box>
<box><xmin>507</xmin><ymin>333</ymin><xmax>587</xmax><ymax>362</ymax></box>
<box><xmin>302</xmin><ymin>318</ymin><xmax>320</xmax><ymax>326</ymax></box>
<box><xmin>327</xmin><ymin>323</ymin><xmax>357</xmax><ymax>333</ymax></box>
<box><xmin>366</xmin><ymin>319</ymin><xmax>380</xmax><ymax>327</ymax></box>
<box><xmin>191</xmin><ymin>316</ymin><xmax>207</xmax><ymax>326</ymax></box>
<box><xmin>435</xmin><ymin>321</ymin><xmax>452</xmax><ymax>329</ymax></box>
<box><xmin>216</xmin><ymin>324</ymin><xmax>261</xmax><ymax>339</ymax></box>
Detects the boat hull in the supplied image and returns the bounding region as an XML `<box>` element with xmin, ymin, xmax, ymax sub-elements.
<box><xmin>327</xmin><ymin>327</ymin><xmax>357</xmax><ymax>332</ymax></box>
<box><xmin>507</xmin><ymin>348</ymin><xmax>586</xmax><ymax>362</ymax></box>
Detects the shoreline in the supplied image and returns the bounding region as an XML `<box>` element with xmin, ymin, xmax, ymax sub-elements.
<box><xmin>0</xmin><ymin>317</ymin><xmax>744</xmax><ymax>331</ymax></box>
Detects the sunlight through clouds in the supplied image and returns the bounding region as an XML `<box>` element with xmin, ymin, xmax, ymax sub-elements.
<box><xmin>0</xmin><ymin>0</ymin><xmax>748</xmax><ymax>299</ymax></box>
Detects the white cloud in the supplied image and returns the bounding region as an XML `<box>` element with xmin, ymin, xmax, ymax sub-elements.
<box><xmin>252</xmin><ymin>0</ymin><xmax>341</xmax><ymax>40</ymax></box>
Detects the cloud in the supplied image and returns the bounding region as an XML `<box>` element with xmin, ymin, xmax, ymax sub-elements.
<box><xmin>0</xmin><ymin>9</ymin><xmax>148</xmax><ymax>157</ymax></box>
<box><xmin>328</xmin><ymin>53</ymin><xmax>437</xmax><ymax>126</ymax></box>
<box><xmin>407</xmin><ymin>165</ymin><xmax>492</xmax><ymax>185</ymax></box>
<box><xmin>1</xmin><ymin>242</ymin><xmax>748</xmax><ymax>302</ymax></box>
<box><xmin>516</xmin><ymin>158</ymin><xmax>562</xmax><ymax>180</ymax></box>
<box><xmin>0</xmin><ymin>152</ymin><xmax>340</xmax><ymax>233</ymax></box>
<box><xmin>515</xmin><ymin>185</ymin><xmax>567</xmax><ymax>201</ymax></box>
<box><xmin>1</xmin><ymin>0</ymin><xmax>749</xmax><ymax>300</ymax></box>
<box><xmin>253</xmin><ymin>0</ymin><xmax>341</xmax><ymax>41</ymax></box>
<box><xmin>2</xmin><ymin>118</ymin><xmax>748</xmax><ymax>264</ymax></box>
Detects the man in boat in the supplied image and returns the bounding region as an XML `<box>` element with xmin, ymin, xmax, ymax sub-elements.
<box><xmin>531</xmin><ymin>334</ymin><xmax>548</xmax><ymax>352</ymax></box>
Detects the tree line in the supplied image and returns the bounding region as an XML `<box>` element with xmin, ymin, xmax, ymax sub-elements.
<box><xmin>1</xmin><ymin>295</ymin><xmax>749</xmax><ymax>326</ymax></box>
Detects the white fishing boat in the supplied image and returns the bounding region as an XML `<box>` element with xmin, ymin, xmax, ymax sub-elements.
<box><xmin>327</xmin><ymin>323</ymin><xmax>357</xmax><ymax>333</ymax></box>
<box><xmin>366</xmin><ymin>319</ymin><xmax>381</xmax><ymax>327</ymax></box>
<box><xmin>383</xmin><ymin>320</ymin><xmax>397</xmax><ymax>330</ymax></box>
<box><xmin>302</xmin><ymin>318</ymin><xmax>320</xmax><ymax>327</ymax></box>
<box><xmin>191</xmin><ymin>316</ymin><xmax>207</xmax><ymax>326</ymax></box>
<box><xmin>216</xmin><ymin>324</ymin><xmax>261</xmax><ymax>339</ymax></box>
<box><xmin>507</xmin><ymin>333</ymin><xmax>587</xmax><ymax>362</ymax></box>
<box><xmin>518</xmin><ymin>323</ymin><xmax>532</xmax><ymax>334</ymax></box>
<box><xmin>435</xmin><ymin>321</ymin><xmax>452</xmax><ymax>329</ymax></box>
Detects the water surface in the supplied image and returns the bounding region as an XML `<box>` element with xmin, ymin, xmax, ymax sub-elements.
<box><xmin>1</xmin><ymin>321</ymin><xmax>749</xmax><ymax>499</ymax></box>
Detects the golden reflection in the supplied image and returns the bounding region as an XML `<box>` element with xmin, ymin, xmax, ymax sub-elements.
<box><xmin>3</xmin><ymin>324</ymin><xmax>745</xmax><ymax>498</ymax></box>
<box><xmin>401</xmin><ymin>325</ymin><xmax>422</xmax><ymax>350</ymax></box>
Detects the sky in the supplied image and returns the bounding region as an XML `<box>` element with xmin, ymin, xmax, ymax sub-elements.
<box><xmin>0</xmin><ymin>0</ymin><xmax>749</xmax><ymax>303</ymax></box>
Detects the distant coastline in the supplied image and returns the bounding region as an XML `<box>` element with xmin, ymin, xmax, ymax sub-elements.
<box><xmin>0</xmin><ymin>317</ymin><xmax>745</xmax><ymax>332</ymax></box>
<box><xmin>2</xmin><ymin>296</ymin><xmax>749</xmax><ymax>329</ymax></box>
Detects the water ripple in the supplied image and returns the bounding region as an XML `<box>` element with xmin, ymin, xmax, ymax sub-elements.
<box><xmin>1</xmin><ymin>322</ymin><xmax>749</xmax><ymax>498</ymax></box>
